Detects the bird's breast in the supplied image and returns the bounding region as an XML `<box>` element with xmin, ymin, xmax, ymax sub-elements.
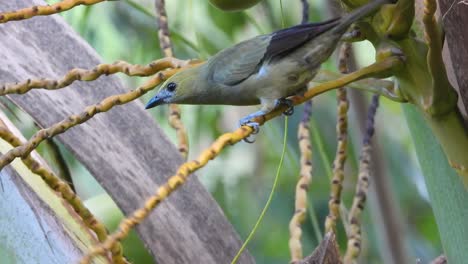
<box><xmin>250</xmin><ymin>61</ymin><xmax>316</xmax><ymax>99</ymax></box>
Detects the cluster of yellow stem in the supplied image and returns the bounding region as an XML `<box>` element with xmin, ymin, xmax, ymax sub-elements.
<box><xmin>343</xmin><ymin>145</ymin><xmax>372</xmax><ymax>263</ymax></box>
<box><xmin>0</xmin><ymin>58</ymin><xmax>186</xmax><ymax>95</ymax></box>
<box><xmin>324</xmin><ymin>43</ymin><xmax>351</xmax><ymax>234</ymax></box>
<box><xmin>0</xmin><ymin>62</ymin><xmax>191</xmax><ymax>171</ymax></box>
<box><xmin>79</xmin><ymin>125</ymin><xmax>255</xmax><ymax>263</ymax></box>
<box><xmin>288</xmin><ymin>107</ymin><xmax>313</xmax><ymax>262</ymax></box>
<box><xmin>155</xmin><ymin>0</ymin><xmax>190</xmax><ymax>159</ymax></box>
<box><xmin>0</xmin><ymin>0</ymin><xmax>106</xmax><ymax>23</ymax></box>
<box><xmin>343</xmin><ymin>88</ymin><xmax>379</xmax><ymax>263</ymax></box>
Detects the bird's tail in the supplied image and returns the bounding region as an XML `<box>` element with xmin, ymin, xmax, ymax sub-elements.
<box><xmin>332</xmin><ymin>0</ymin><xmax>391</xmax><ymax>34</ymax></box>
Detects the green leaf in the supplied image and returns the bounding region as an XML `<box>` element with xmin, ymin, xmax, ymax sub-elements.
<box><xmin>403</xmin><ymin>105</ymin><xmax>468</xmax><ymax>263</ymax></box>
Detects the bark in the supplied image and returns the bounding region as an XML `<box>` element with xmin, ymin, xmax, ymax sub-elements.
<box><xmin>296</xmin><ymin>233</ymin><xmax>342</xmax><ymax>264</ymax></box>
<box><xmin>437</xmin><ymin>0</ymin><xmax>468</xmax><ymax>116</ymax></box>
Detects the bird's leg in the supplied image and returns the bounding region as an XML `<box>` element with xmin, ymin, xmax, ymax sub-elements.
<box><xmin>239</xmin><ymin>111</ymin><xmax>264</xmax><ymax>143</ymax></box>
<box><xmin>239</xmin><ymin>98</ymin><xmax>277</xmax><ymax>127</ymax></box>
<box><xmin>239</xmin><ymin>111</ymin><xmax>266</xmax><ymax>131</ymax></box>
<box><xmin>239</xmin><ymin>97</ymin><xmax>295</xmax><ymax>128</ymax></box>
<box><xmin>239</xmin><ymin>98</ymin><xmax>277</xmax><ymax>142</ymax></box>
<box><xmin>239</xmin><ymin>110</ymin><xmax>265</xmax><ymax>143</ymax></box>
<box><xmin>276</xmin><ymin>98</ymin><xmax>294</xmax><ymax>116</ymax></box>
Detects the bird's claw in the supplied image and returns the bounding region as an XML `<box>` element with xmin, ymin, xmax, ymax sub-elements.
<box><xmin>277</xmin><ymin>98</ymin><xmax>294</xmax><ymax>116</ymax></box>
<box><xmin>243</xmin><ymin>135</ymin><xmax>256</xmax><ymax>143</ymax></box>
<box><xmin>239</xmin><ymin>121</ymin><xmax>260</xmax><ymax>143</ymax></box>
<box><xmin>241</xmin><ymin>121</ymin><xmax>260</xmax><ymax>133</ymax></box>
<box><xmin>283</xmin><ymin>106</ymin><xmax>294</xmax><ymax>116</ymax></box>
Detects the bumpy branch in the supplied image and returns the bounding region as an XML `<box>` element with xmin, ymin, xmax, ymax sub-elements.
<box><xmin>343</xmin><ymin>95</ymin><xmax>379</xmax><ymax>264</ymax></box>
<box><xmin>293</xmin><ymin>57</ymin><xmax>400</xmax><ymax>108</ymax></box>
<box><xmin>0</xmin><ymin>0</ymin><xmax>107</xmax><ymax>23</ymax></box>
<box><xmin>289</xmin><ymin>101</ymin><xmax>313</xmax><ymax>263</ymax></box>
<box><xmin>313</xmin><ymin>70</ymin><xmax>403</xmax><ymax>102</ymax></box>
<box><xmin>79</xmin><ymin>126</ymin><xmax>254</xmax><ymax>264</ymax></box>
<box><xmin>0</xmin><ymin>122</ymin><xmax>125</xmax><ymax>263</ymax></box>
<box><xmin>324</xmin><ymin>43</ymin><xmax>351</xmax><ymax>233</ymax></box>
<box><xmin>0</xmin><ymin>66</ymin><xmax>187</xmax><ymax>171</ymax></box>
<box><xmin>155</xmin><ymin>0</ymin><xmax>173</xmax><ymax>58</ymax></box>
<box><xmin>0</xmin><ymin>58</ymin><xmax>186</xmax><ymax>95</ymax></box>
<box><xmin>79</xmin><ymin>56</ymin><xmax>401</xmax><ymax>263</ymax></box>
<box><xmin>155</xmin><ymin>0</ymin><xmax>189</xmax><ymax>159</ymax></box>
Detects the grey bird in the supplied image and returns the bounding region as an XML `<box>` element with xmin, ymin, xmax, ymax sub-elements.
<box><xmin>146</xmin><ymin>0</ymin><xmax>388</xmax><ymax>127</ymax></box>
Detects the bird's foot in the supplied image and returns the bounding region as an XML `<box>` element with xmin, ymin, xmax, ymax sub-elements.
<box><xmin>276</xmin><ymin>98</ymin><xmax>294</xmax><ymax>116</ymax></box>
<box><xmin>240</xmin><ymin>121</ymin><xmax>260</xmax><ymax>133</ymax></box>
<box><xmin>239</xmin><ymin>114</ymin><xmax>263</xmax><ymax>143</ymax></box>
<box><xmin>240</xmin><ymin>121</ymin><xmax>260</xmax><ymax>143</ymax></box>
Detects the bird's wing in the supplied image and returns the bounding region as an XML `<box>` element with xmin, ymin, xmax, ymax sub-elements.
<box><xmin>209</xmin><ymin>35</ymin><xmax>271</xmax><ymax>86</ymax></box>
<box><xmin>209</xmin><ymin>18</ymin><xmax>341</xmax><ymax>86</ymax></box>
<box><xmin>264</xmin><ymin>18</ymin><xmax>340</xmax><ymax>60</ymax></box>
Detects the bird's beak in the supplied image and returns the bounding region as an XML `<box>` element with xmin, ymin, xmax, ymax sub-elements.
<box><xmin>145</xmin><ymin>92</ymin><xmax>170</xmax><ymax>109</ymax></box>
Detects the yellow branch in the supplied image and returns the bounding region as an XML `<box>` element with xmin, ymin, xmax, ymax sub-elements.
<box><xmin>168</xmin><ymin>104</ymin><xmax>189</xmax><ymax>158</ymax></box>
<box><xmin>0</xmin><ymin>0</ymin><xmax>107</xmax><ymax>23</ymax></box>
<box><xmin>79</xmin><ymin>126</ymin><xmax>254</xmax><ymax>263</ymax></box>
<box><xmin>155</xmin><ymin>0</ymin><xmax>189</xmax><ymax>159</ymax></box>
<box><xmin>289</xmin><ymin>56</ymin><xmax>401</xmax><ymax>109</ymax></box>
<box><xmin>344</xmin><ymin>94</ymin><xmax>379</xmax><ymax>264</ymax></box>
<box><xmin>0</xmin><ymin>58</ymin><xmax>187</xmax><ymax>95</ymax></box>
<box><xmin>155</xmin><ymin>0</ymin><xmax>173</xmax><ymax>58</ymax></box>
<box><xmin>289</xmin><ymin>114</ymin><xmax>313</xmax><ymax>262</ymax></box>
<box><xmin>343</xmin><ymin>145</ymin><xmax>371</xmax><ymax>264</ymax></box>
<box><xmin>0</xmin><ymin>67</ymin><xmax>183</xmax><ymax>171</ymax></box>
<box><xmin>325</xmin><ymin>43</ymin><xmax>351</xmax><ymax>234</ymax></box>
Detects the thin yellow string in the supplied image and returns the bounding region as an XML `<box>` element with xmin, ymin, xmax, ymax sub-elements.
<box><xmin>231</xmin><ymin>3</ymin><xmax>288</xmax><ymax>262</ymax></box>
<box><xmin>230</xmin><ymin>117</ymin><xmax>289</xmax><ymax>264</ymax></box>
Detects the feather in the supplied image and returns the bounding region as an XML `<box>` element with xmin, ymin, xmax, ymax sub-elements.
<box><xmin>208</xmin><ymin>35</ymin><xmax>270</xmax><ymax>86</ymax></box>
<box><xmin>208</xmin><ymin>18</ymin><xmax>340</xmax><ymax>86</ymax></box>
<box><xmin>264</xmin><ymin>18</ymin><xmax>340</xmax><ymax>61</ymax></box>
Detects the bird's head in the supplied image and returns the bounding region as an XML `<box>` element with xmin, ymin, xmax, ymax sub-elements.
<box><xmin>145</xmin><ymin>66</ymin><xmax>202</xmax><ymax>109</ymax></box>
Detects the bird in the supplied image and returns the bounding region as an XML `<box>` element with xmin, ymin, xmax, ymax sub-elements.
<box><xmin>146</xmin><ymin>0</ymin><xmax>388</xmax><ymax>128</ymax></box>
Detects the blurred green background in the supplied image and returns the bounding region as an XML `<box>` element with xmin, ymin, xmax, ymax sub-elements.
<box><xmin>30</xmin><ymin>0</ymin><xmax>442</xmax><ymax>263</ymax></box>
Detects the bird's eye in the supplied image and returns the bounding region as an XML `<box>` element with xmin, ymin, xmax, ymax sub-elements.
<box><xmin>167</xmin><ymin>82</ymin><xmax>177</xmax><ymax>92</ymax></box>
